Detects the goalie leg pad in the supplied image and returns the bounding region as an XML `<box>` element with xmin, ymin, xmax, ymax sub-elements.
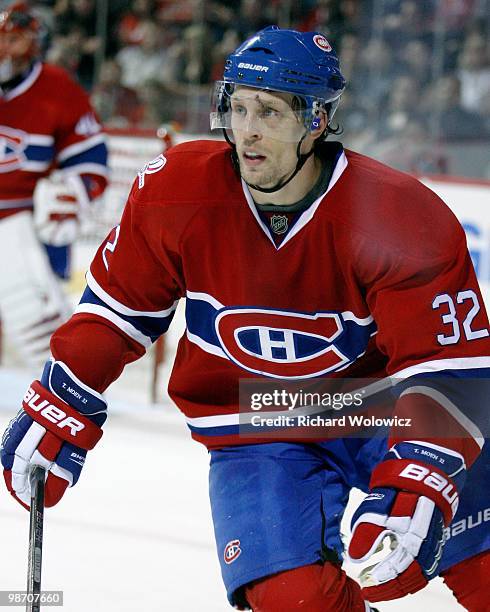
<box><xmin>0</xmin><ymin>211</ymin><xmax>70</xmax><ymax>365</ymax></box>
<box><xmin>245</xmin><ymin>563</ymin><xmax>368</xmax><ymax>612</ymax></box>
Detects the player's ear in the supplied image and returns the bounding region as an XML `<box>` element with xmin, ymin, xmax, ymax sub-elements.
<box><xmin>310</xmin><ymin>111</ymin><xmax>328</xmax><ymax>140</ymax></box>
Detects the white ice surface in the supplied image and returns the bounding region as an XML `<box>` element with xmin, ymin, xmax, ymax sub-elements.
<box><xmin>0</xmin><ymin>368</ymin><xmax>465</xmax><ymax>611</ymax></box>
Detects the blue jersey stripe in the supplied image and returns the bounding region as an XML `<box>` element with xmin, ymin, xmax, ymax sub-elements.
<box><xmin>79</xmin><ymin>285</ymin><xmax>175</xmax><ymax>341</ymax></box>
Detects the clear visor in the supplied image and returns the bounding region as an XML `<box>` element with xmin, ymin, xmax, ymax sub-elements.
<box><xmin>210</xmin><ymin>81</ymin><xmax>333</xmax><ymax>143</ymax></box>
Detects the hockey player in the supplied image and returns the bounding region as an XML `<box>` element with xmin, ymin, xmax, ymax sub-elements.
<box><xmin>2</xmin><ymin>26</ymin><xmax>489</xmax><ymax>611</ymax></box>
<box><xmin>0</xmin><ymin>2</ymin><xmax>108</xmax><ymax>365</ymax></box>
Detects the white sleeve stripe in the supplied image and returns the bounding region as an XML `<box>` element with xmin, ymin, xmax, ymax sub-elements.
<box><xmin>27</xmin><ymin>134</ymin><xmax>55</xmax><ymax>145</ymax></box>
<box><xmin>22</xmin><ymin>161</ymin><xmax>51</xmax><ymax>171</ymax></box>
<box><xmin>57</xmin><ymin>133</ymin><xmax>107</xmax><ymax>162</ymax></box>
<box><xmin>86</xmin><ymin>269</ymin><xmax>179</xmax><ymax>318</ymax></box>
<box><xmin>186</xmin><ymin>330</ymin><xmax>227</xmax><ymax>359</ymax></box>
<box><xmin>75</xmin><ymin>303</ymin><xmax>152</xmax><ymax>349</ymax></box>
<box><xmin>392</xmin><ymin>357</ymin><xmax>490</xmax><ymax>379</ymax></box>
<box><xmin>186</xmin><ymin>290</ymin><xmax>224</xmax><ymax>310</ymax></box>
<box><xmin>185</xmin><ymin>411</ymin><xmax>240</xmax><ymax>427</ymax></box>
<box><xmin>59</xmin><ymin>163</ymin><xmax>109</xmax><ymax>176</ymax></box>
<box><xmin>400</xmin><ymin>385</ymin><xmax>484</xmax><ymax>449</ymax></box>
<box><xmin>341</xmin><ymin>311</ymin><xmax>374</xmax><ymax>325</ymax></box>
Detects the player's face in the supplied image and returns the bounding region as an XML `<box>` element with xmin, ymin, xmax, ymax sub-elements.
<box><xmin>230</xmin><ymin>88</ymin><xmax>308</xmax><ymax>189</ymax></box>
<box><xmin>0</xmin><ymin>30</ymin><xmax>34</xmax><ymax>79</ymax></box>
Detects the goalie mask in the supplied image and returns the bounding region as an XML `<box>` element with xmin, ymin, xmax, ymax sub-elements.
<box><xmin>0</xmin><ymin>2</ymin><xmax>41</xmax><ymax>83</ymax></box>
<box><xmin>210</xmin><ymin>26</ymin><xmax>345</xmax><ymax>193</ymax></box>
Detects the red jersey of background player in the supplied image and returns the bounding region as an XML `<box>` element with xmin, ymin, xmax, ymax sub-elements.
<box><xmin>0</xmin><ymin>61</ymin><xmax>108</xmax><ymax>218</ymax></box>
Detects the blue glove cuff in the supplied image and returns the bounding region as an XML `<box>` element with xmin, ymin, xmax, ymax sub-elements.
<box><xmin>41</xmin><ymin>359</ymin><xmax>107</xmax><ymax>427</ymax></box>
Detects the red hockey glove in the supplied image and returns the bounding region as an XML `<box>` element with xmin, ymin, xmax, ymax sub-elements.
<box><xmin>348</xmin><ymin>441</ymin><xmax>465</xmax><ymax>602</ymax></box>
<box><xmin>1</xmin><ymin>360</ymin><xmax>105</xmax><ymax>508</ymax></box>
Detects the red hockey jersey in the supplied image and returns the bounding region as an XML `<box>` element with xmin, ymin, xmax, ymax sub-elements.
<box><xmin>0</xmin><ymin>62</ymin><xmax>107</xmax><ymax>214</ymax></box>
<box><xmin>51</xmin><ymin>141</ymin><xmax>490</xmax><ymax>462</ymax></box>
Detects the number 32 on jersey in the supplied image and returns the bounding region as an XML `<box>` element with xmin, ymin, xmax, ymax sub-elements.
<box><xmin>432</xmin><ymin>289</ymin><xmax>489</xmax><ymax>345</ymax></box>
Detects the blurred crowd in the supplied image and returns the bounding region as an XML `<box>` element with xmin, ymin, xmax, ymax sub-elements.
<box><xmin>13</xmin><ymin>0</ymin><xmax>490</xmax><ymax>175</ymax></box>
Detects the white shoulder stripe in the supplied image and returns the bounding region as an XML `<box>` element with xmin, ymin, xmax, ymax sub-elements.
<box><xmin>400</xmin><ymin>385</ymin><xmax>484</xmax><ymax>449</ymax></box>
<box><xmin>86</xmin><ymin>269</ymin><xmax>179</xmax><ymax>318</ymax></box>
<box><xmin>392</xmin><ymin>357</ymin><xmax>490</xmax><ymax>379</ymax></box>
<box><xmin>75</xmin><ymin>303</ymin><xmax>152</xmax><ymax>349</ymax></box>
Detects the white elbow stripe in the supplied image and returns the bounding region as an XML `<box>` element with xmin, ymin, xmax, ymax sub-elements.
<box><xmin>75</xmin><ymin>303</ymin><xmax>152</xmax><ymax>349</ymax></box>
<box><xmin>393</xmin><ymin>357</ymin><xmax>490</xmax><ymax>378</ymax></box>
<box><xmin>400</xmin><ymin>385</ymin><xmax>484</xmax><ymax>449</ymax></box>
<box><xmin>86</xmin><ymin>270</ymin><xmax>178</xmax><ymax>318</ymax></box>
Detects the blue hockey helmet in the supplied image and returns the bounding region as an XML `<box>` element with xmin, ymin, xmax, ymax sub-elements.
<box><xmin>210</xmin><ymin>26</ymin><xmax>346</xmax><ymax>136</ymax></box>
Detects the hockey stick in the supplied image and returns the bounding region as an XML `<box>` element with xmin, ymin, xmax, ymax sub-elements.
<box><xmin>26</xmin><ymin>466</ymin><xmax>46</xmax><ymax>612</ymax></box>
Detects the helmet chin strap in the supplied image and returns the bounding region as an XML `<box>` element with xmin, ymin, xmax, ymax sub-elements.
<box><xmin>224</xmin><ymin>130</ymin><xmax>315</xmax><ymax>194</ymax></box>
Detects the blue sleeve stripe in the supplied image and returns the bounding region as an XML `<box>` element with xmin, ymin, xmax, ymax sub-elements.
<box><xmin>393</xmin><ymin>368</ymin><xmax>490</xmax><ymax>443</ymax></box>
<box><xmin>75</xmin><ymin>302</ymin><xmax>153</xmax><ymax>349</ymax></box>
<box><xmin>25</xmin><ymin>144</ymin><xmax>55</xmax><ymax>162</ymax></box>
<box><xmin>393</xmin><ymin>357</ymin><xmax>490</xmax><ymax>379</ymax></box>
<box><xmin>59</xmin><ymin>142</ymin><xmax>108</xmax><ymax>169</ymax></box>
<box><xmin>57</xmin><ymin>134</ymin><xmax>107</xmax><ymax>163</ymax></box>
<box><xmin>79</xmin><ymin>285</ymin><xmax>176</xmax><ymax>341</ymax></box>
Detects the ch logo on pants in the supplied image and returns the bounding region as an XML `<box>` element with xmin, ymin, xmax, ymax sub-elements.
<box><xmin>224</xmin><ymin>539</ymin><xmax>242</xmax><ymax>564</ymax></box>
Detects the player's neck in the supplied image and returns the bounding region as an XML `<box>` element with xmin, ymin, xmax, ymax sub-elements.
<box><xmin>250</xmin><ymin>154</ymin><xmax>323</xmax><ymax>206</ymax></box>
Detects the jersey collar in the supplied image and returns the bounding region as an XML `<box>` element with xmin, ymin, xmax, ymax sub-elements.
<box><xmin>3</xmin><ymin>62</ymin><xmax>42</xmax><ymax>102</ymax></box>
<box><xmin>241</xmin><ymin>145</ymin><xmax>348</xmax><ymax>250</ymax></box>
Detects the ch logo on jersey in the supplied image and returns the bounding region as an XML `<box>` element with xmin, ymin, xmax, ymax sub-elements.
<box><xmin>215</xmin><ymin>308</ymin><xmax>351</xmax><ymax>378</ymax></box>
<box><xmin>138</xmin><ymin>154</ymin><xmax>167</xmax><ymax>188</ymax></box>
<box><xmin>0</xmin><ymin>126</ymin><xmax>27</xmax><ymax>173</ymax></box>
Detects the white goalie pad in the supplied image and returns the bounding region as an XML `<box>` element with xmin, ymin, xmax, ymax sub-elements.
<box><xmin>0</xmin><ymin>211</ymin><xmax>71</xmax><ymax>366</ymax></box>
<box><xmin>33</xmin><ymin>171</ymin><xmax>89</xmax><ymax>246</ymax></box>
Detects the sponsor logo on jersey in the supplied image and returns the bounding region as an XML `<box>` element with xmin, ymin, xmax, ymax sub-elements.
<box><xmin>270</xmin><ymin>214</ymin><xmax>288</xmax><ymax>235</ymax></box>
<box><xmin>138</xmin><ymin>154</ymin><xmax>167</xmax><ymax>188</ymax></box>
<box><xmin>237</xmin><ymin>62</ymin><xmax>269</xmax><ymax>72</ymax></box>
<box><xmin>215</xmin><ymin>308</ymin><xmax>350</xmax><ymax>378</ymax></box>
<box><xmin>224</xmin><ymin>539</ymin><xmax>242</xmax><ymax>564</ymax></box>
<box><xmin>0</xmin><ymin>126</ymin><xmax>28</xmax><ymax>173</ymax></box>
<box><xmin>313</xmin><ymin>35</ymin><xmax>332</xmax><ymax>52</ymax></box>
